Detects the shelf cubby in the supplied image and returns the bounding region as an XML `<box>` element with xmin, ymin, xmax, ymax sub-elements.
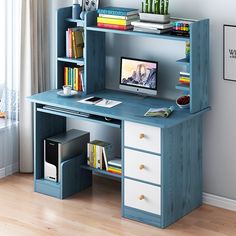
<box><xmin>81</xmin><ymin>165</ymin><xmax>121</xmax><ymax>179</ymax></box>
<box><xmin>57</xmin><ymin>57</ymin><xmax>85</xmax><ymax>66</ymax></box>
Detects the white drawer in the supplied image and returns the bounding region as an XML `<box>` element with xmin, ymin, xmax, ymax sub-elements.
<box><xmin>124</xmin><ymin>178</ymin><xmax>161</xmax><ymax>215</ymax></box>
<box><xmin>124</xmin><ymin>121</ymin><xmax>161</xmax><ymax>154</ymax></box>
<box><xmin>124</xmin><ymin>148</ymin><xmax>161</xmax><ymax>185</ymax></box>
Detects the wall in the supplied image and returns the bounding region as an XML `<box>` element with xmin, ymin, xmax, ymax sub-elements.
<box><xmin>49</xmin><ymin>0</ymin><xmax>236</xmax><ymax>200</ymax></box>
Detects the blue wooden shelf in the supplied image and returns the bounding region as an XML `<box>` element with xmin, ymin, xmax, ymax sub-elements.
<box><xmin>65</xmin><ymin>18</ymin><xmax>84</xmax><ymax>27</ymax></box>
<box><xmin>86</xmin><ymin>26</ymin><xmax>190</xmax><ymax>42</ymax></box>
<box><xmin>176</xmin><ymin>58</ymin><xmax>190</xmax><ymax>65</ymax></box>
<box><xmin>58</xmin><ymin>57</ymin><xmax>85</xmax><ymax>65</ymax></box>
<box><xmin>81</xmin><ymin>165</ymin><xmax>121</xmax><ymax>179</ymax></box>
<box><xmin>175</xmin><ymin>84</ymin><xmax>190</xmax><ymax>92</ymax></box>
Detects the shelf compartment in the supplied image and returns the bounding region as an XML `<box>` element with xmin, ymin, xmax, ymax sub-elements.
<box><xmin>65</xmin><ymin>18</ymin><xmax>84</xmax><ymax>27</ymax></box>
<box><xmin>58</xmin><ymin>57</ymin><xmax>85</xmax><ymax>65</ymax></box>
<box><xmin>176</xmin><ymin>58</ymin><xmax>190</xmax><ymax>65</ymax></box>
<box><xmin>175</xmin><ymin>84</ymin><xmax>190</xmax><ymax>92</ymax></box>
<box><xmin>35</xmin><ymin>155</ymin><xmax>92</xmax><ymax>199</ymax></box>
<box><xmin>86</xmin><ymin>26</ymin><xmax>190</xmax><ymax>42</ymax></box>
<box><xmin>81</xmin><ymin>165</ymin><xmax>122</xmax><ymax>179</ymax></box>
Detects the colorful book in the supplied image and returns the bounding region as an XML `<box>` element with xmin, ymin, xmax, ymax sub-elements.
<box><xmin>97</xmin><ymin>17</ymin><xmax>134</xmax><ymax>26</ymax></box>
<box><xmin>98</xmin><ymin>14</ymin><xmax>139</xmax><ymax>21</ymax></box>
<box><xmin>97</xmin><ymin>22</ymin><xmax>133</xmax><ymax>31</ymax></box>
<box><xmin>97</xmin><ymin>7</ymin><xmax>139</xmax><ymax>16</ymax></box>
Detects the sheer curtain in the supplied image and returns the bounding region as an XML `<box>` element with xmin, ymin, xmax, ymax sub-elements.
<box><xmin>0</xmin><ymin>0</ymin><xmax>20</xmax><ymax>177</ymax></box>
<box><xmin>0</xmin><ymin>0</ymin><xmax>49</xmax><ymax>176</ymax></box>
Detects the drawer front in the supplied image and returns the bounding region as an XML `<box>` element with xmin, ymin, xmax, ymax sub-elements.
<box><xmin>124</xmin><ymin>121</ymin><xmax>161</xmax><ymax>154</ymax></box>
<box><xmin>124</xmin><ymin>178</ymin><xmax>161</xmax><ymax>215</ymax></box>
<box><xmin>124</xmin><ymin>148</ymin><xmax>161</xmax><ymax>185</ymax></box>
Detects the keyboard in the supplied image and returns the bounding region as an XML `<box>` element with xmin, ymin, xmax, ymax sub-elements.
<box><xmin>43</xmin><ymin>106</ymin><xmax>91</xmax><ymax>118</ymax></box>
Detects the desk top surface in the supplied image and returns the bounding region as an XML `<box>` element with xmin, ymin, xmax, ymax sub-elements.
<box><xmin>28</xmin><ymin>89</ymin><xmax>209</xmax><ymax>128</ymax></box>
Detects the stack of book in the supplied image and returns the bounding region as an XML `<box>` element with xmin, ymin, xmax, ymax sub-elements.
<box><xmin>66</xmin><ymin>27</ymin><xmax>84</xmax><ymax>58</ymax></box>
<box><xmin>87</xmin><ymin>140</ymin><xmax>114</xmax><ymax>171</ymax></box>
<box><xmin>178</xmin><ymin>72</ymin><xmax>190</xmax><ymax>88</ymax></box>
<box><xmin>97</xmin><ymin>6</ymin><xmax>139</xmax><ymax>31</ymax></box>
<box><xmin>131</xmin><ymin>20</ymin><xmax>173</xmax><ymax>34</ymax></box>
<box><xmin>107</xmin><ymin>157</ymin><xmax>122</xmax><ymax>175</ymax></box>
<box><xmin>64</xmin><ymin>66</ymin><xmax>84</xmax><ymax>91</ymax></box>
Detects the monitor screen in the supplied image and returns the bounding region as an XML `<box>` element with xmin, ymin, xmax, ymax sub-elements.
<box><xmin>119</xmin><ymin>57</ymin><xmax>158</xmax><ymax>96</ymax></box>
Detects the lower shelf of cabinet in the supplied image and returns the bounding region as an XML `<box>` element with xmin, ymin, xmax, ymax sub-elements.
<box><xmin>35</xmin><ymin>178</ymin><xmax>61</xmax><ymax>198</ymax></box>
<box><xmin>80</xmin><ymin>165</ymin><xmax>122</xmax><ymax>179</ymax></box>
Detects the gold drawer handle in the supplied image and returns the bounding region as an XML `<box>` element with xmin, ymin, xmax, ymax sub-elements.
<box><xmin>139</xmin><ymin>133</ymin><xmax>145</xmax><ymax>139</ymax></box>
<box><xmin>139</xmin><ymin>195</ymin><xmax>145</xmax><ymax>200</ymax></box>
<box><xmin>139</xmin><ymin>164</ymin><xmax>145</xmax><ymax>170</ymax></box>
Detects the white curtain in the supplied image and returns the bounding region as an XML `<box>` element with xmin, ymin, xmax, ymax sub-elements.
<box><xmin>0</xmin><ymin>0</ymin><xmax>49</xmax><ymax>175</ymax></box>
<box><xmin>0</xmin><ymin>0</ymin><xmax>20</xmax><ymax>177</ymax></box>
<box><xmin>19</xmin><ymin>0</ymin><xmax>49</xmax><ymax>172</ymax></box>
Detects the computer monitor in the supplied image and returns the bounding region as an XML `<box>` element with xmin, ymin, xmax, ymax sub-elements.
<box><xmin>119</xmin><ymin>57</ymin><xmax>158</xmax><ymax>96</ymax></box>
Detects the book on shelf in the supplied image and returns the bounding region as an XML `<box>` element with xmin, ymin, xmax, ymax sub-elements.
<box><xmin>97</xmin><ymin>16</ymin><xmax>135</xmax><ymax>26</ymax></box>
<box><xmin>66</xmin><ymin>28</ymin><xmax>84</xmax><ymax>59</ymax></box>
<box><xmin>97</xmin><ymin>23</ymin><xmax>133</xmax><ymax>31</ymax></box>
<box><xmin>131</xmin><ymin>20</ymin><xmax>173</xmax><ymax>30</ymax></box>
<box><xmin>63</xmin><ymin>66</ymin><xmax>84</xmax><ymax>91</ymax></box>
<box><xmin>107</xmin><ymin>158</ymin><xmax>121</xmax><ymax>175</ymax></box>
<box><xmin>133</xmin><ymin>26</ymin><xmax>171</xmax><ymax>34</ymax></box>
<box><xmin>87</xmin><ymin>140</ymin><xmax>114</xmax><ymax>171</ymax></box>
<box><xmin>180</xmin><ymin>71</ymin><xmax>190</xmax><ymax>77</ymax></box>
<box><xmin>144</xmin><ymin>106</ymin><xmax>175</xmax><ymax>118</ymax></box>
<box><xmin>108</xmin><ymin>166</ymin><xmax>121</xmax><ymax>175</ymax></box>
<box><xmin>107</xmin><ymin>157</ymin><xmax>121</xmax><ymax>168</ymax></box>
<box><xmin>98</xmin><ymin>13</ymin><xmax>139</xmax><ymax>21</ymax></box>
<box><xmin>97</xmin><ymin>6</ymin><xmax>139</xmax><ymax>16</ymax></box>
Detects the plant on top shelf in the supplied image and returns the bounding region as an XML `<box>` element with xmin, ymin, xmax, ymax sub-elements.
<box><xmin>141</xmin><ymin>0</ymin><xmax>170</xmax><ymax>23</ymax></box>
<box><xmin>142</xmin><ymin>0</ymin><xmax>169</xmax><ymax>15</ymax></box>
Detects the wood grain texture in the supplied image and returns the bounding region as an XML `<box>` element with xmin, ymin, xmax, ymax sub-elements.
<box><xmin>190</xmin><ymin>19</ymin><xmax>209</xmax><ymax>113</ymax></box>
<box><xmin>162</xmin><ymin>116</ymin><xmax>202</xmax><ymax>227</ymax></box>
<box><xmin>34</xmin><ymin>103</ymin><xmax>66</xmax><ymax>180</ymax></box>
<box><xmin>1</xmin><ymin>174</ymin><xmax>236</xmax><ymax>236</ymax></box>
<box><xmin>28</xmin><ymin>90</ymin><xmax>209</xmax><ymax>128</ymax></box>
<box><xmin>85</xmin><ymin>12</ymin><xmax>106</xmax><ymax>94</ymax></box>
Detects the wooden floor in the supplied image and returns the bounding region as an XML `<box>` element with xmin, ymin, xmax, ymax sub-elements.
<box><xmin>0</xmin><ymin>174</ymin><xmax>236</xmax><ymax>236</ymax></box>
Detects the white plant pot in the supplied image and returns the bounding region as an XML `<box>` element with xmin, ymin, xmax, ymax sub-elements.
<box><xmin>139</xmin><ymin>13</ymin><xmax>170</xmax><ymax>23</ymax></box>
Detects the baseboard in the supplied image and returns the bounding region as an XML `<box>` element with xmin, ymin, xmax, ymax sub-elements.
<box><xmin>0</xmin><ymin>162</ymin><xmax>19</xmax><ymax>179</ymax></box>
<box><xmin>203</xmin><ymin>192</ymin><xmax>236</xmax><ymax>212</ymax></box>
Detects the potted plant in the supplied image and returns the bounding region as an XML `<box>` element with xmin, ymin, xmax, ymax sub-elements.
<box><xmin>140</xmin><ymin>0</ymin><xmax>170</xmax><ymax>23</ymax></box>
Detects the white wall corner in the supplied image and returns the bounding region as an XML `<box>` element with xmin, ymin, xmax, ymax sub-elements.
<box><xmin>203</xmin><ymin>192</ymin><xmax>236</xmax><ymax>212</ymax></box>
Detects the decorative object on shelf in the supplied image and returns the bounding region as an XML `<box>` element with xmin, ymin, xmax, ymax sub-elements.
<box><xmin>97</xmin><ymin>7</ymin><xmax>139</xmax><ymax>31</ymax></box>
<box><xmin>223</xmin><ymin>25</ymin><xmax>236</xmax><ymax>81</ymax></box>
<box><xmin>144</xmin><ymin>106</ymin><xmax>175</xmax><ymax>118</ymax></box>
<box><xmin>176</xmin><ymin>95</ymin><xmax>190</xmax><ymax>109</ymax></box>
<box><xmin>72</xmin><ymin>0</ymin><xmax>82</xmax><ymax>19</ymax></box>
<box><xmin>140</xmin><ymin>0</ymin><xmax>170</xmax><ymax>23</ymax></box>
<box><xmin>185</xmin><ymin>41</ymin><xmax>190</xmax><ymax>61</ymax></box>
<box><xmin>83</xmin><ymin>0</ymin><xmax>99</xmax><ymax>11</ymax></box>
<box><xmin>172</xmin><ymin>20</ymin><xmax>192</xmax><ymax>36</ymax></box>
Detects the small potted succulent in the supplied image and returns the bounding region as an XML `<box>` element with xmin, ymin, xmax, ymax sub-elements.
<box><xmin>140</xmin><ymin>0</ymin><xmax>170</xmax><ymax>23</ymax></box>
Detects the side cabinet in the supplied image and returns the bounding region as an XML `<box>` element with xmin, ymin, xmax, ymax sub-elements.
<box><xmin>122</xmin><ymin>118</ymin><xmax>202</xmax><ymax>228</ymax></box>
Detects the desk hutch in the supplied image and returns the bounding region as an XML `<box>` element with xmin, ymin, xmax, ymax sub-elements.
<box><xmin>28</xmin><ymin>7</ymin><xmax>209</xmax><ymax>228</ymax></box>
